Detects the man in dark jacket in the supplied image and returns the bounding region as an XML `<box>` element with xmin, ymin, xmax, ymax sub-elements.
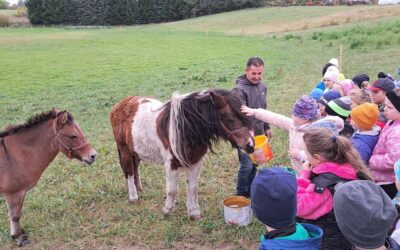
<box><xmin>231</xmin><ymin>57</ymin><xmax>271</xmax><ymax>197</ymax></box>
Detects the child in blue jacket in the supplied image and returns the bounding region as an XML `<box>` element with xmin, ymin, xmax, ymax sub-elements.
<box><xmin>251</xmin><ymin>167</ymin><xmax>323</xmax><ymax>250</ymax></box>
<box><xmin>350</xmin><ymin>103</ymin><xmax>380</xmax><ymax>165</ymax></box>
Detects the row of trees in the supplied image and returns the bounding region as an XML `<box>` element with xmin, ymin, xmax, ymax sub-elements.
<box><xmin>26</xmin><ymin>0</ymin><xmax>264</xmax><ymax>25</ymax></box>
<box><xmin>0</xmin><ymin>0</ymin><xmax>25</xmax><ymax>9</ymax></box>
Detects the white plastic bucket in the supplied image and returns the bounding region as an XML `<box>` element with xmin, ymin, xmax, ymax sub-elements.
<box><xmin>223</xmin><ymin>196</ymin><xmax>252</xmax><ymax>226</ymax></box>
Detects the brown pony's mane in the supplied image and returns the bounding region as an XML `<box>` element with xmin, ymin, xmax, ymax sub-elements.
<box><xmin>0</xmin><ymin>110</ymin><xmax>74</xmax><ymax>138</ymax></box>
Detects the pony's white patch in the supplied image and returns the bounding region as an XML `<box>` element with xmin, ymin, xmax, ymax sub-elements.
<box><xmin>131</xmin><ymin>98</ymin><xmax>170</xmax><ymax>164</ymax></box>
<box><xmin>186</xmin><ymin>160</ymin><xmax>203</xmax><ymax>217</ymax></box>
<box><xmin>248</xmin><ymin>138</ymin><xmax>254</xmax><ymax>148</ymax></box>
<box><xmin>127</xmin><ymin>175</ymin><xmax>138</xmax><ymax>201</ymax></box>
<box><xmin>163</xmin><ymin>165</ymin><xmax>180</xmax><ymax>214</ymax></box>
<box><xmin>10</xmin><ymin>220</ymin><xmax>18</xmax><ymax>236</ymax></box>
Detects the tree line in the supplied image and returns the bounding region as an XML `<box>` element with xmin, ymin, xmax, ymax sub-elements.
<box><xmin>25</xmin><ymin>0</ymin><xmax>264</xmax><ymax>25</ymax></box>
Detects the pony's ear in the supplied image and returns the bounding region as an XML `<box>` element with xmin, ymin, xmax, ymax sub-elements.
<box><xmin>209</xmin><ymin>92</ymin><xmax>227</xmax><ymax>108</ymax></box>
<box><xmin>52</xmin><ymin>108</ymin><xmax>61</xmax><ymax>116</ymax></box>
<box><xmin>58</xmin><ymin>111</ymin><xmax>68</xmax><ymax>125</ymax></box>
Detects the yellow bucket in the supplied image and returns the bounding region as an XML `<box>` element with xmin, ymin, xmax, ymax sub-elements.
<box><xmin>249</xmin><ymin>135</ymin><xmax>273</xmax><ymax>164</ymax></box>
<box><xmin>223</xmin><ymin>196</ymin><xmax>252</xmax><ymax>226</ymax></box>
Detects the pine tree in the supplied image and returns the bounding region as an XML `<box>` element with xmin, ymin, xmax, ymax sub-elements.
<box><xmin>79</xmin><ymin>0</ymin><xmax>95</xmax><ymax>25</ymax></box>
<box><xmin>63</xmin><ymin>0</ymin><xmax>80</xmax><ymax>25</ymax></box>
<box><xmin>42</xmin><ymin>0</ymin><xmax>63</xmax><ymax>24</ymax></box>
<box><xmin>26</xmin><ymin>0</ymin><xmax>44</xmax><ymax>24</ymax></box>
<box><xmin>90</xmin><ymin>0</ymin><xmax>106</xmax><ymax>25</ymax></box>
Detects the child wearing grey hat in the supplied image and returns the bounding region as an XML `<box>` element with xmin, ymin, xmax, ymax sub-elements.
<box><xmin>251</xmin><ymin>167</ymin><xmax>323</xmax><ymax>249</ymax></box>
<box><xmin>334</xmin><ymin>180</ymin><xmax>400</xmax><ymax>250</ymax></box>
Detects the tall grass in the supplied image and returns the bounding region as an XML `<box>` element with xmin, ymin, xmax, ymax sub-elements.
<box><xmin>311</xmin><ymin>20</ymin><xmax>400</xmax><ymax>50</ymax></box>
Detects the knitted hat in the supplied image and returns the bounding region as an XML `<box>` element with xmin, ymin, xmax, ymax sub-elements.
<box><xmin>309</xmin><ymin>88</ymin><xmax>324</xmax><ymax>101</ymax></box>
<box><xmin>377</xmin><ymin>71</ymin><xmax>395</xmax><ymax>81</ymax></box>
<box><xmin>322</xmin><ymin>63</ymin><xmax>335</xmax><ymax>76</ymax></box>
<box><xmin>326</xmin><ymin>96</ymin><xmax>352</xmax><ymax>118</ymax></box>
<box><xmin>317</xmin><ymin>90</ymin><xmax>341</xmax><ymax>106</ymax></box>
<box><xmin>350</xmin><ymin>103</ymin><xmax>379</xmax><ymax>130</ymax></box>
<box><xmin>352</xmin><ymin>74</ymin><xmax>370</xmax><ymax>88</ymax></box>
<box><xmin>339</xmin><ymin>79</ymin><xmax>356</xmax><ymax>96</ymax></box>
<box><xmin>334</xmin><ymin>180</ymin><xmax>397</xmax><ymax>249</ymax></box>
<box><xmin>378</xmin><ymin>71</ymin><xmax>387</xmax><ymax>79</ymax></box>
<box><xmin>323</xmin><ymin>66</ymin><xmax>339</xmax><ymax>83</ymax></box>
<box><xmin>250</xmin><ymin>167</ymin><xmax>297</xmax><ymax>229</ymax></box>
<box><xmin>329</xmin><ymin>58</ymin><xmax>339</xmax><ymax>68</ymax></box>
<box><xmin>387</xmin><ymin>74</ymin><xmax>395</xmax><ymax>81</ymax></box>
<box><xmin>292</xmin><ymin>95</ymin><xmax>319</xmax><ymax>121</ymax></box>
<box><xmin>368</xmin><ymin>78</ymin><xmax>395</xmax><ymax>92</ymax></box>
<box><xmin>310</xmin><ymin>117</ymin><xmax>344</xmax><ymax>135</ymax></box>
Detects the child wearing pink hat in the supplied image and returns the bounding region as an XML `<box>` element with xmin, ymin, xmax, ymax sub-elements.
<box><xmin>323</xmin><ymin>66</ymin><xmax>344</xmax><ymax>95</ymax></box>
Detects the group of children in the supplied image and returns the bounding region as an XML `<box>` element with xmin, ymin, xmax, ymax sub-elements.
<box><xmin>241</xmin><ymin>59</ymin><xmax>400</xmax><ymax>249</ymax></box>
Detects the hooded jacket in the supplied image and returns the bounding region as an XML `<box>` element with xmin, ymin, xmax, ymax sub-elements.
<box><xmin>297</xmin><ymin>162</ymin><xmax>358</xmax><ymax>220</ymax></box>
<box><xmin>232</xmin><ymin>75</ymin><xmax>269</xmax><ymax>135</ymax></box>
<box><xmin>369</xmin><ymin>119</ymin><xmax>400</xmax><ymax>184</ymax></box>
<box><xmin>259</xmin><ymin>223</ymin><xmax>323</xmax><ymax>250</ymax></box>
<box><xmin>351</xmin><ymin>125</ymin><xmax>380</xmax><ymax>165</ymax></box>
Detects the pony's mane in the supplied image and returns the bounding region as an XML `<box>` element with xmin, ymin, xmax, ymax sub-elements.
<box><xmin>159</xmin><ymin>89</ymin><xmax>251</xmax><ymax>167</ymax></box>
<box><xmin>0</xmin><ymin>110</ymin><xmax>74</xmax><ymax>138</ymax></box>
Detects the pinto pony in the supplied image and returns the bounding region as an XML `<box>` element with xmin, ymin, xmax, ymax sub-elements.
<box><xmin>110</xmin><ymin>89</ymin><xmax>254</xmax><ymax>220</ymax></box>
<box><xmin>0</xmin><ymin>109</ymin><xmax>97</xmax><ymax>246</ymax></box>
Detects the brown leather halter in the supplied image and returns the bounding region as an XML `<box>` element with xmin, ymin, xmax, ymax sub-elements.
<box><xmin>53</xmin><ymin>123</ymin><xmax>89</xmax><ymax>159</ymax></box>
<box><xmin>219</xmin><ymin>121</ymin><xmax>249</xmax><ymax>139</ymax></box>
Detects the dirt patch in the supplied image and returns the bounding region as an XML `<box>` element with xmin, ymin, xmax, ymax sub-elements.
<box><xmin>227</xmin><ymin>5</ymin><xmax>400</xmax><ymax>35</ymax></box>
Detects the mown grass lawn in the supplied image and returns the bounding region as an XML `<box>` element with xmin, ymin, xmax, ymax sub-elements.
<box><xmin>0</xmin><ymin>10</ymin><xmax>16</xmax><ymax>16</ymax></box>
<box><xmin>0</xmin><ymin>5</ymin><xmax>400</xmax><ymax>249</ymax></box>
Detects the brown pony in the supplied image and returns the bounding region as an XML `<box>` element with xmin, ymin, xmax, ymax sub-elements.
<box><xmin>110</xmin><ymin>89</ymin><xmax>254</xmax><ymax>220</ymax></box>
<box><xmin>0</xmin><ymin>109</ymin><xmax>97</xmax><ymax>246</ymax></box>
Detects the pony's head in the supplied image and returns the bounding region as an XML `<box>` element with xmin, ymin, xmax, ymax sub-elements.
<box><xmin>208</xmin><ymin>89</ymin><xmax>254</xmax><ymax>153</ymax></box>
<box><xmin>53</xmin><ymin>110</ymin><xmax>97</xmax><ymax>164</ymax></box>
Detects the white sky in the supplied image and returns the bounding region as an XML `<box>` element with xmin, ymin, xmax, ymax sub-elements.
<box><xmin>7</xmin><ymin>0</ymin><xmax>19</xmax><ymax>5</ymax></box>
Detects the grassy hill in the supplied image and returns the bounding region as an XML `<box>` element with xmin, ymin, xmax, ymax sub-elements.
<box><xmin>0</xmin><ymin>5</ymin><xmax>400</xmax><ymax>249</ymax></box>
<box><xmin>158</xmin><ymin>5</ymin><xmax>400</xmax><ymax>35</ymax></box>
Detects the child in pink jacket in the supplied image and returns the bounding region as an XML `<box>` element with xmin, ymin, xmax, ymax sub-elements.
<box><xmin>297</xmin><ymin>127</ymin><xmax>373</xmax><ymax>249</ymax></box>
<box><xmin>369</xmin><ymin>88</ymin><xmax>400</xmax><ymax>199</ymax></box>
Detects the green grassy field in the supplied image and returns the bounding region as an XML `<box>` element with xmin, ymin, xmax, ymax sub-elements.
<box><xmin>0</xmin><ymin>10</ymin><xmax>16</xmax><ymax>16</ymax></box>
<box><xmin>1</xmin><ymin>5</ymin><xmax>400</xmax><ymax>249</ymax></box>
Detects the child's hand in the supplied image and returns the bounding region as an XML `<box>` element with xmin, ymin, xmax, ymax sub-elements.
<box><xmin>288</xmin><ymin>149</ymin><xmax>299</xmax><ymax>160</ymax></box>
<box><xmin>302</xmin><ymin>160</ymin><xmax>313</xmax><ymax>171</ymax></box>
<box><xmin>241</xmin><ymin>105</ymin><xmax>256</xmax><ymax>117</ymax></box>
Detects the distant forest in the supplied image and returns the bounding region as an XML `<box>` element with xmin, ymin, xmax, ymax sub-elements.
<box><xmin>25</xmin><ymin>0</ymin><xmax>264</xmax><ymax>25</ymax></box>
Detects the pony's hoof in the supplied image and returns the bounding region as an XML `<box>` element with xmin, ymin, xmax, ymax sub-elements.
<box><xmin>129</xmin><ymin>199</ymin><xmax>139</xmax><ymax>205</ymax></box>
<box><xmin>16</xmin><ymin>233</ymin><xmax>30</xmax><ymax>247</ymax></box>
<box><xmin>162</xmin><ymin>206</ymin><xmax>176</xmax><ymax>215</ymax></box>
<box><xmin>189</xmin><ymin>214</ymin><xmax>202</xmax><ymax>221</ymax></box>
<box><xmin>11</xmin><ymin>229</ymin><xmax>26</xmax><ymax>240</ymax></box>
